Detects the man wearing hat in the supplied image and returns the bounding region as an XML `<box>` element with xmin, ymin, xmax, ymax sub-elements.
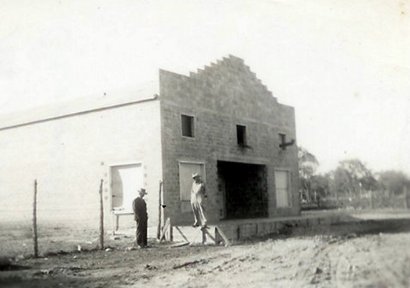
<box><xmin>191</xmin><ymin>173</ymin><xmax>207</xmax><ymax>228</ymax></box>
<box><xmin>132</xmin><ymin>188</ymin><xmax>148</xmax><ymax>248</ymax></box>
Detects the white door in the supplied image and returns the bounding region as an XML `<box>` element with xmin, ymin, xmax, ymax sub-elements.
<box><xmin>111</xmin><ymin>164</ymin><xmax>143</xmax><ymax>211</ymax></box>
<box><xmin>275</xmin><ymin>170</ymin><xmax>290</xmax><ymax>207</ymax></box>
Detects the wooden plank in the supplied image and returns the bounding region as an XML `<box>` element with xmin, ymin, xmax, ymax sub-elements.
<box><xmin>215</xmin><ymin>226</ymin><xmax>231</xmax><ymax>247</ymax></box>
<box><xmin>115</xmin><ymin>215</ymin><xmax>119</xmax><ymax>232</ymax></box>
<box><xmin>170</xmin><ymin>242</ymin><xmax>189</xmax><ymax>248</ymax></box>
<box><xmin>174</xmin><ymin>226</ymin><xmax>190</xmax><ymax>243</ymax></box>
<box><xmin>202</xmin><ymin>228</ymin><xmax>216</xmax><ymax>243</ymax></box>
<box><xmin>173</xmin><ymin>259</ymin><xmax>203</xmax><ymax>269</ymax></box>
<box><xmin>111</xmin><ymin>213</ymin><xmax>116</xmax><ymax>235</ymax></box>
<box><xmin>112</xmin><ymin>211</ymin><xmax>133</xmax><ymax>234</ymax></box>
<box><xmin>202</xmin><ymin>229</ymin><xmax>206</xmax><ymax>244</ymax></box>
<box><xmin>169</xmin><ymin>220</ymin><xmax>173</xmax><ymax>242</ymax></box>
<box><xmin>215</xmin><ymin>227</ymin><xmax>223</xmax><ymax>244</ymax></box>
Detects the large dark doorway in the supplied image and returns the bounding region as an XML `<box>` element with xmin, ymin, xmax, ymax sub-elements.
<box><xmin>217</xmin><ymin>161</ymin><xmax>268</xmax><ymax>219</ymax></box>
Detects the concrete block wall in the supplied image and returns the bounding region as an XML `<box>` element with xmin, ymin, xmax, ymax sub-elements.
<box><xmin>215</xmin><ymin>214</ymin><xmax>346</xmax><ymax>242</ymax></box>
<box><xmin>159</xmin><ymin>55</ymin><xmax>299</xmax><ymax>225</ymax></box>
<box><xmin>0</xmin><ymin>99</ymin><xmax>162</xmax><ymax>229</ymax></box>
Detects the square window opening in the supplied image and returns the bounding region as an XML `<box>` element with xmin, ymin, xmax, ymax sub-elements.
<box><xmin>181</xmin><ymin>115</ymin><xmax>194</xmax><ymax>137</ymax></box>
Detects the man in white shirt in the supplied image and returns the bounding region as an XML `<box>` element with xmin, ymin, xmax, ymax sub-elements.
<box><xmin>191</xmin><ymin>173</ymin><xmax>207</xmax><ymax>228</ymax></box>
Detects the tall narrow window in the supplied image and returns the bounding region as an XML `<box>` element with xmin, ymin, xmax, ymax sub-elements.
<box><xmin>181</xmin><ymin>115</ymin><xmax>194</xmax><ymax>137</ymax></box>
<box><xmin>279</xmin><ymin>133</ymin><xmax>286</xmax><ymax>150</ymax></box>
<box><xmin>237</xmin><ymin>125</ymin><xmax>246</xmax><ymax>146</ymax></box>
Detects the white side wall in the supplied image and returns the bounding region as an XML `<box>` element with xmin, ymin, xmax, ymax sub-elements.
<box><xmin>0</xmin><ymin>100</ymin><xmax>162</xmax><ymax>229</ymax></box>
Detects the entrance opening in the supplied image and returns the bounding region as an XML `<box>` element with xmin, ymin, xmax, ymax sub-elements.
<box><xmin>111</xmin><ymin>164</ymin><xmax>143</xmax><ymax>212</ymax></box>
<box><xmin>217</xmin><ymin>161</ymin><xmax>268</xmax><ymax>219</ymax></box>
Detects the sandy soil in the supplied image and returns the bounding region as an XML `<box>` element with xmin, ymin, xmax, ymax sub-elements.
<box><xmin>1</xmin><ymin>214</ymin><xmax>410</xmax><ymax>288</ymax></box>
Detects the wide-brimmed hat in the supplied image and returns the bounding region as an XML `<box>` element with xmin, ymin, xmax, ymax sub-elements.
<box><xmin>138</xmin><ymin>188</ymin><xmax>147</xmax><ymax>195</ymax></box>
<box><xmin>192</xmin><ymin>173</ymin><xmax>200</xmax><ymax>179</ymax></box>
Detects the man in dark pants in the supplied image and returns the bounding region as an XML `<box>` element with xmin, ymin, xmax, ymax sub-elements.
<box><xmin>132</xmin><ymin>188</ymin><xmax>148</xmax><ymax>248</ymax></box>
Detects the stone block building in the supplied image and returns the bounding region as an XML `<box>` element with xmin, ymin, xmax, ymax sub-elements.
<box><xmin>0</xmin><ymin>55</ymin><xmax>299</xmax><ymax>230</ymax></box>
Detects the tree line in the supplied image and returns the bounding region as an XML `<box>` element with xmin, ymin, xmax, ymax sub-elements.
<box><xmin>298</xmin><ymin>147</ymin><xmax>410</xmax><ymax>208</ymax></box>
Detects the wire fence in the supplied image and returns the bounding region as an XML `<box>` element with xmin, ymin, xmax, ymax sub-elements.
<box><xmin>0</xmin><ymin>179</ymin><xmax>166</xmax><ymax>259</ymax></box>
<box><xmin>0</xmin><ymin>179</ymin><xmax>108</xmax><ymax>259</ymax></box>
<box><xmin>2</xmin><ymin>180</ymin><xmax>409</xmax><ymax>259</ymax></box>
<box><xmin>305</xmin><ymin>190</ymin><xmax>410</xmax><ymax>210</ymax></box>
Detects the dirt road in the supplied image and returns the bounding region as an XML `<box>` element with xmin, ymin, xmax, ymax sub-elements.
<box><xmin>1</xmin><ymin>217</ymin><xmax>410</xmax><ymax>288</ymax></box>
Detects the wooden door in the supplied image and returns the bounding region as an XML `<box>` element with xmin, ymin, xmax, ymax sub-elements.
<box><xmin>275</xmin><ymin>170</ymin><xmax>290</xmax><ymax>207</ymax></box>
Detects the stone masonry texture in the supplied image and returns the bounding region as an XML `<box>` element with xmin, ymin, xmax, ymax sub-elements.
<box><xmin>159</xmin><ymin>55</ymin><xmax>299</xmax><ymax>225</ymax></box>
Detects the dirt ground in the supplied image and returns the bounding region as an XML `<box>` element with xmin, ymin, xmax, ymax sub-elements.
<box><xmin>1</xmin><ymin>211</ymin><xmax>410</xmax><ymax>288</ymax></box>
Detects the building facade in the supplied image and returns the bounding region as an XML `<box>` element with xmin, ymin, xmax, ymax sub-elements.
<box><xmin>160</xmin><ymin>55</ymin><xmax>299</xmax><ymax>225</ymax></box>
<box><xmin>0</xmin><ymin>94</ymin><xmax>162</xmax><ymax>228</ymax></box>
<box><xmin>0</xmin><ymin>55</ymin><xmax>299</xmax><ymax>230</ymax></box>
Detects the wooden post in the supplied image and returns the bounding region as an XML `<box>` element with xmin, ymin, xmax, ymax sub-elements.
<box><xmin>169</xmin><ymin>219</ymin><xmax>173</xmax><ymax>242</ymax></box>
<box><xmin>99</xmin><ymin>179</ymin><xmax>104</xmax><ymax>250</ymax></box>
<box><xmin>33</xmin><ymin>180</ymin><xmax>39</xmax><ymax>258</ymax></box>
<box><xmin>202</xmin><ymin>229</ymin><xmax>206</xmax><ymax>245</ymax></box>
<box><xmin>160</xmin><ymin>217</ymin><xmax>171</xmax><ymax>242</ymax></box>
<box><xmin>157</xmin><ymin>181</ymin><xmax>163</xmax><ymax>240</ymax></box>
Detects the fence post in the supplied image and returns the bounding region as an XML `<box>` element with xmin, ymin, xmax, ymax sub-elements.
<box><xmin>157</xmin><ymin>181</ymin><xmax>163</xmax><ymax>240</ymax></box>
<box><xmin>99</xmin><ymin>179</ymin><xmax>104</xmax><ymax>250</ymax></box>
<box><xmin>33</xmin><ymin>179</ymin><xmax>39</xmax><ymax>258</ymax></box>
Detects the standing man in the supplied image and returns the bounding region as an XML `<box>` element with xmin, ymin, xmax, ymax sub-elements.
<box><xmin>132</xmin><ymin>188</ymin><xmax>148</xmax><ymax>248</ymax></box>
<box><xmin>191</xmin><ymin>173</ymin><xmax>207</xmax><ymax>228</ymax></box>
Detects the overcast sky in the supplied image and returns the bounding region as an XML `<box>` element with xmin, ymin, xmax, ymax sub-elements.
<box><xmin>1</xmin><ymin>0</ymin><xmax>409</xmax><ymax>175</ymax></box>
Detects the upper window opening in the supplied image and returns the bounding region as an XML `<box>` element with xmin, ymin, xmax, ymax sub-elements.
<box><xmin>237</xmin><ymin>125</ymin><xmax>247</xmax><ymax>146</ymax></box>
<box><xmin>181</xmin><ymin>115</ymin><xmax>194</xmax><ymax>137</ymax></box>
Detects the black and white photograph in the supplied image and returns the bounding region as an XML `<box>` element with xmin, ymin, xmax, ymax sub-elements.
<box><xmin>0</xmin><ymin>1</ymin><xmax>409</xmax><ymax>287</ymax></box>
